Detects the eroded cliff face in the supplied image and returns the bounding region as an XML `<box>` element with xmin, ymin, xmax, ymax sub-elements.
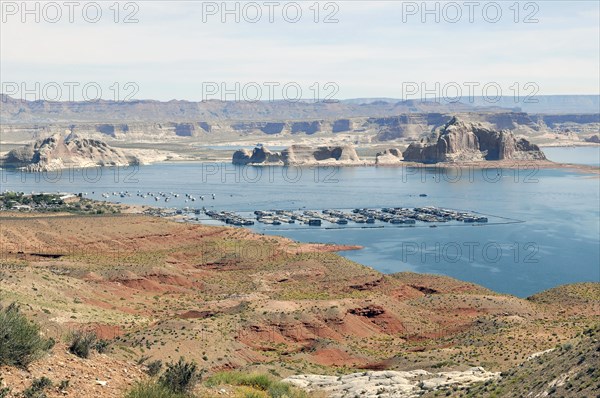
<box><xmin>585</xmin><ymin>135</ymin><xmax>600</xmax><ymax>143</ymax></box>
<box><xmin>1</xmin><ymin>132</ymin><xmax>139</xmax><ymax>171</ymax></box>
<box><xmin>231</xmin><ymin>146</ymin><xmax>285</xmax><ymax>165</ymax></box>
<box><xmin>375</xmin><ymin>148</ymin><xmax>404</xmax><ymax>165</ymax></box>
<box><xmin>232</xmin><ymin>144</ymin><xmax>362</xmax><ymax>166</ymax></box>
<box><xmin>2</xmin><ymin>111</ymin><xmax>598</xmax><ymax>145</ymax></box>
<box><xmin>403</xmin><ymin>117</ymin><xmax>546</xmax><ymax>163</ymax></box>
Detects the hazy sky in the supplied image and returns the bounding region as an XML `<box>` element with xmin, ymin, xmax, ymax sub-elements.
<box><xmin>1</xmin><ymin>0</ymin><xmax>599</xmax><ymax>101</ymax></box>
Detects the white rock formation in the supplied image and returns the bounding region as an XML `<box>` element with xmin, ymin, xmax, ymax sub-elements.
<box><xmin>283</xmin><ymin>367</ymin><xmax>500</xmax><ymax>398</ymax></box>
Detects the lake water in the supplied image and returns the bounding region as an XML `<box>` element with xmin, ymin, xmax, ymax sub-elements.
<box><xmin>543</xmin><ymin>146</ymin><xmax>600</xmax><ymax>166</ymax></box>
<box><xmin>1</xmin><ymin>147</ymin><xmax>598</xmax><ymax>298</ymax></box>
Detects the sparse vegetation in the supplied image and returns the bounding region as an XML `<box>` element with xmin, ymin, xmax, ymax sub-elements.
<box><xmin>0</xmin><ymin>303</ymin><xmax>54</xmax><ymax>368</ymax></box>
<box><xmin>2</xmin><ymin>213</ymin><xmax>599</xmax><ymax>398</ymax></box>
<box><xmin>159</xmin><ymin>357</ymin><xmax>202</xmax><ymax>394</ymax></box>
<box><xmin>68</xmin><ymin>331</ymin><xmax>97</xmax><ymax>359</ymax></box>
<box><xmin>205</xmin><ymin>372</ymin><xmax>311</xmax><ymax>398</ymax></box>
<box><xmin>146</xmin><ymin>359</ymin><xmax>164</xmax><ymax>377</ymax></box>
<box><xmin>0</xmin><ymin>192</ymin><xmax>120</xmax><ymax>214</ymax></box>
<box><xmin>22</xmin><ymin>377</ymin><xmax>52</xmax><ymax>398</ymax></box>
<box><xmin>94</xmin><ymin>339</ymin><xmax>110</xmax><ymax>354</ymax></box>
<box><xmin>426</xmin><ymin>325</ymin><xmax>600</xmax><ymax>397</ymax></box>
<box><xmin>58</xmin><ymin>380</ymin><xmax>70</xmax><ymax>391</ymax></box>
<box><xmin>0</xmin><ymin>377</ymin><xmax>10</xmax><ymax>398</ymax></box>
<box><xmin>125</xmin><ymin>381</ymin><xmax>192</xmax><ymax>398</ymax></box>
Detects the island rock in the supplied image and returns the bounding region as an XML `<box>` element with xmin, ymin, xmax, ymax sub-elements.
<box><xmin>403</xmin><ymin>117</ymin><xmax>546</xmax><ymax>163</ymax></box>
<box><xmin>232</xmin><ymin>144</ymin><xmax>362</xmax><ymax>166</ymax></box>
<box><xmin>1</xmin><ymin>132</ymin><xmax>140</xmax><ymax>172</ymax></box>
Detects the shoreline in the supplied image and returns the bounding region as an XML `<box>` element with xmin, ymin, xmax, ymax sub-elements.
<box><xmin>538</xmin><ymin>142</ymin><xmax>600</xmax><ymax>148</ymax></box>
<box><xmin>2</xmin><ymin>158</ymin><xmax>598</xmax><ymax>173</ymax></box>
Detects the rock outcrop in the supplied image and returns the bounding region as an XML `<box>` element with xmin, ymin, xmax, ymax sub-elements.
<box><xmin>231</xmin><ymin>146</ymin><xmax>285</xmax><ymax>165</ymax></box>
<box><xmin>403</xmin><ymin>117</ymin><xmax>546</xmax><ymax>163</ymax></box>
<box><xmin>283</xmin><ymin>144</ymin><xmax>361</xmax><ymax>164</ymax></box>
<box><xmin>332</xmin><ymin>119</ymin><xmax>353</xmax><ymax>133</ymax></box>
<box><xmin>291</xmin><ymin>121</ymin><xmax>322</xmax><ymax>135</ymax></box>
<box><xmin>585</xmin><ymin>134</ymin><xmax>600</xmax><ymax>143</ymax></box>
<box><xmin>232</xmin><ymin>144</ymin><xmax>362</xmax><ymax>166</ymax></box>
<box><xmin>1</xmin><ymin>132</ymin><xmax>140</xmax><ymax>171</ymax></box>
<box><xmin>283</xmin><ymin>367</ymin><xmax>500</xmax><ymax>398</ymax></box>
<box><xmin>373</xmin><ymin>114</ymin><xmax>450</xmax><ymax>141</ymax></box>
<box><xmin>375</xmin><ymin>148</ymin><xmax>404</xmax><ymax>165</ymax></box>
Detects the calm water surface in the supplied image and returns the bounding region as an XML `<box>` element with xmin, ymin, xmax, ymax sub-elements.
<box><xmin>543</xmin><ymin>146</ymin><xmax>600</xmax><ymax>166</ymax></box>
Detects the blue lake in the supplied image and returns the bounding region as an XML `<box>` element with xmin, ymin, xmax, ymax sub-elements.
<box><xmin>543</xmin><ymin>146</ymin><xmax>600</xmax><ymax>167</ymax></box>
<box><xmin>1</xmin><ymin>148</ymin><xmax>599</xmax><ymax>298</ymax></box>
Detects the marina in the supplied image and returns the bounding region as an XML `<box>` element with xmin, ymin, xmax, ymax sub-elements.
<box><xmin>145</xmin><ymin>205</ymin><xmax>504</xmax><ymax>230</ymax></box>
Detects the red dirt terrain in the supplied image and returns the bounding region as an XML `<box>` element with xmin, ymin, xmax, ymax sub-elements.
<box><xmin>1</xmin><ymin>213</ymin><xmax>598</xmax><ymax>396</ymax></box>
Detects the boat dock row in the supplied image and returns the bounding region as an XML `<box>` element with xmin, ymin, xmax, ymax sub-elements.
<box><xmin>205</xmin><ymin>210</ymin><xmax>254</xmax><ymax>226</ymax></box>
<box><xmin>200</xmin><ymin>206</ymin><xmax>488</xmax><ymax>227</ymax></box>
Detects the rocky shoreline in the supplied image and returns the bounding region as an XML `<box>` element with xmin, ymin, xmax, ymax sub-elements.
<box><xmin>283</xmin><ymin>367</ymin><xmax>501</xmax><ymax>398</ymax></box>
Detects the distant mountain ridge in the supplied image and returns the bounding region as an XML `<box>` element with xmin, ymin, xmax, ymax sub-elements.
<box><xmin>3</xmin><ymin>94</ymin><xmax>598</xmax><ymax>125</ymax></box>
<box><xmin>0</xmin><ymin>94</ymin><xmax>490</xmax><ymax>123</ymax></box>
<box><xmin>344</xmin><ymin>95</ymin><xmax>600</xmax><ymax>114</ymax></box>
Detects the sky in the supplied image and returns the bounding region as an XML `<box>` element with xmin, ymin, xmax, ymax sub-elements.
<box><xmin>1</xmin><ymin>0</ymin><xmax>599</xmax><ymax>101</ymax></box>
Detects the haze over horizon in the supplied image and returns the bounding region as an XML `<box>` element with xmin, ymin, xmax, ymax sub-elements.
<box><xmin>1</xmin><ymin>1</ymin><xmax>599</xmax><ymax>102</ymax></box>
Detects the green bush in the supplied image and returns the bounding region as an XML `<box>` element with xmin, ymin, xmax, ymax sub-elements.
<box><xmin>0</xmin><ymin>303</ymin><xmax>54</xmax><ymax>368</ymax></box>
<box><xmin>205</xmin><ymin>372</ymin><xmax>310</xmax><ymax>398</ymax></box>
<box><xmin>268</xmin><ymin>382</ymin><xmax>294</xmax><ymax>398</ymax></box>
<box><xmin>58</xmin><ymin>380</ymin><xmax>70</xmax><ymax>391</ymax></box>
<box><xmin>159</xmin><ymin>357</ymin><xmax>201</xmax><ymax>393</ymax></box>
<box><xmin>94</xmin><ymin>339</ymin><xmax>110</xmax><ymax>354</ymax></box>
<box><xmin>146</xmin><ymin>359</ymin><xmax>164</xmax><ymax>377</ymax></box>
<box><xmin>68</xmin><ymin>330</ymin><xmax>96</xmax><ymax>358</ymax></box>
<box><xmin>23</xmin><ymin>377</ymin><xmax>52</xmax><ymax>398</ymax></box>
<box><xmin>124</xmin><ymin>381</ymin><xmax>191</xmax><ymax>398</ymax></box>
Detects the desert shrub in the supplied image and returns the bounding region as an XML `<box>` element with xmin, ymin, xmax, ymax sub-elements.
<box><xmin>137</xmin><ymin>355</ymin><xmax>151</xmax><ymax>365</ymax></box>
<box><xmin>205</xmin><ymin>372</ymin><xmax>310</xmax><ymax>398</ymax></box>
<box><xmin>267</xmin><ymin>382</ymin><xmax>295</xmax><ymax>398</ymax></box>
<box><xmin>94</xmin><ymin>339</ymin><xmax>110</xmax><ymax>353</ymax></box>
<box><xmin>205</xmin><ymin>372</ymin><xmax>269</xmax><ymax>389</ymax></box>
<box><xmin>23</xmin><ymin>377</ymin><xmax>52</xmax><ymax>398</ymax></box>
<box><xmin>146</xmin><ymin>359</ymin><xmax>164</xmax><ymax>377</ymax></box>
<box><xmin>0</xmin><ymin>303</ymin><xmax>54</xmax><ymax>368</ymax></box>
<box><xmin>0</xmin><ymin>377</ymin><xmax>10</xmax><ymax>398</ymax></box>
<box><xmin>58</xmin><ymin>379</ymin><xmax>70</xmax><ymax>391</ymax></box>
<box><xmin>159</xmin><ymin>357</ymin><xmax>201</xmax><ymax>393</ymax></box>
<box><xmin>124</xmin><ymin>381</ymin><xmax>191</xmax><ymax>398</ymax></box>
<box><xmin>68</xmin><ymin>330</ymin><xmax>96</xmax><ymax>358</ymax></box>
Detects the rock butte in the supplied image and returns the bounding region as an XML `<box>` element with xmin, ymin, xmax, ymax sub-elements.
<box><xmin>403</xmin><ymin>116</ymin><xmax>546</xmax><ymax>163</ymax></box>
<box><xmin>1</xmin><ymin>132</ymin><xmax>139</xmax><ymax>172</ymax></box>
<box><xmin>232</xmin><ymin>144</ymin><xmax>364</xmax><ymax>166</ymax></box>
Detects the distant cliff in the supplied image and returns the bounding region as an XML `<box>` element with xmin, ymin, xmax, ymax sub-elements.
<box><xmin>1</xmin><ymin>132</ymin><xmax>140</xmax><ymax>171</ymax></box>
<box><xmin>375</xmin><ymin>148</ymin><xmax>404</xmax><ymax>165</ymax></box>
<box><xmin>403</xmin><ymin>117</ymin><xmax>546</xmax><ymax>163</ymax></box>
<box><xmin>2</xmin><ymin>110</ymin><xmax>598</xmax><ymax>146</ymax></box>
<box><xmin>3</xmin><ymin>95</ymin><xmax>597</xmax><ymax>124</ymax></box>
<box><xmin>0</xmin><ymin>95</ymin><xmax>479</xmax><ymax>124</ymax></box>
<box><xmin>232</xmin><ymin>144</ymin><xmax>363</xmax><ymax>166</ymax></box>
